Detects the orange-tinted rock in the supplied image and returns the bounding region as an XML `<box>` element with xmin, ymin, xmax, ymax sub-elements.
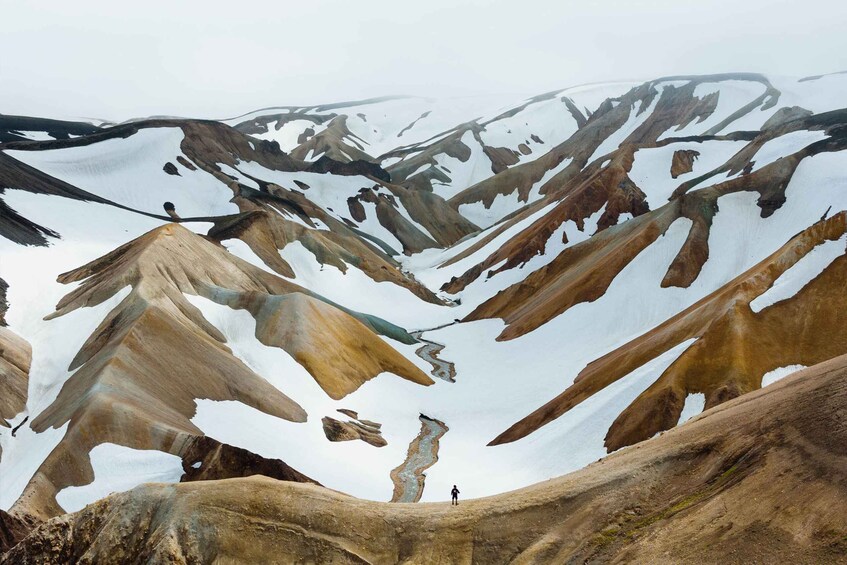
<box><xmin>670</xmin><ymin>149</ymin><xmax>699</xmax><ymax>178</ymax></box>
<box><xmin>321</xmin><ymin>416</ymin><xmax>386</xmax><ymax>448</ymax></box>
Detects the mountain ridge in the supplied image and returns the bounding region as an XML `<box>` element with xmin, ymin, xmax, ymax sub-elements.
<box><xmin>2</xmin><ymin>73</ymin><xmax>846</xmax><ymax>551</ymax></box>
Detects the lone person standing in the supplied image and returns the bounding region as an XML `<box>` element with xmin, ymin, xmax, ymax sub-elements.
<box><xmin>451</xmin><ymin>485</ymin><xmax>460</xmax><ymax>505</ymax></box>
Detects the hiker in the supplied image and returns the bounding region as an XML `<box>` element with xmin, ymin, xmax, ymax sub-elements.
<box><xmin>451</xmin><ymin>485</ymin><xmax>460</xmax><ymax>505</ymax></box>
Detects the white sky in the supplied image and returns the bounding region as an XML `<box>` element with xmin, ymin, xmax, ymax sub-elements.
<box><xmin>2</xmin><ymin>0</ymin><xmax>845</xmax><ymax>122</ymax></box>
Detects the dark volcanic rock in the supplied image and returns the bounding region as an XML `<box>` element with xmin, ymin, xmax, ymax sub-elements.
<box><xmin>162</xmin><ymin>201</ymin><xmax>180</xmax><ymax>220</ymax></box>
<box><xmin>0</xmin><ymin>196</ymin><xmax>60</xmax><ymax>246</ymax></box>
<box><xmin>162</xmin><ymin>162</ymin><xmax>180</xmax><ymax>176</ymax></box>
<box><xmin>347</xmin><ymin>196</ymin><xmax>366</xmax><ymax>222</ymax></box>
<box><xmin>308</xmin><ymin>155</ymin><xmax>391</xmax><ymax>182</ymax></box>
<box><xmin>762</xmin><ymin>106</ymin><xmax>813</xmax><ymax>130</ymax></box>
<box><xmin>0</xmin><ymin>278</ymin><xmax>7</xmax><ymax>327</ymax></box>
<box><xmin>297</xmin><ymin>127</ymin><xmax>316</xmax><ymax>144</ymax></box>
<box><xmin>179</xmin><ymin>436</ymin><xmax>318</xmax><ymax>485</ymax></box>
<box><xmin>175</xmin><ymin>156</ymin><xmax>196</xmax><ymax>171</ymax></box>
<box><xmin>0</xmin><ymin>114</ymin><xmax>99</xmax><ymax>143</ymax></box>
<box><xmin>482</xmin><ymin>145</ymin><xmax>521</xmax><ymax>174</ymax></box>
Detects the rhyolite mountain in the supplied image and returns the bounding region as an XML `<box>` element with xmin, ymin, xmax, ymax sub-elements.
<box><xmin>2</xmin><ymin>72</ymin><xmax>847</xmax><ymax>561</ymax></box>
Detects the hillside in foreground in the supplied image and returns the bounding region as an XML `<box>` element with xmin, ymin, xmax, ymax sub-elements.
<box><xmin>5</xmin><ymin>354</ymin><xmax>847</xmax><ymax>563</ymax></box>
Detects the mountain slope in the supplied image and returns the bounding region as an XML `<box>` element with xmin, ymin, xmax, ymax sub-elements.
<box><xmin>2</xmin><ymin>72</ymin><xmax>847</xmax><ymax>527</ymax></box>
<box><xmin>491</xmin><ymin>211</ymin><xmax>847</xmax><ymax>447</ymax></box>
<box><xmin>6</xmin><ymin>223</ymin><xmax>431</xmax><ymax>519</ymax></box>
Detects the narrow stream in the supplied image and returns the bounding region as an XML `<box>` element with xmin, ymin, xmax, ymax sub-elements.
<box><xmin>411</xmin><ymin>327</ymin><xmax>457</xmax><ymax>383</ymax></box>
<box><xmin>388</xmin><ymin>324</ymin><xmax>457</xmax><ymax>501</ymax></box>
<box><xmin>390</xmin><ymin>414</ymin><xmax>449</xmax><ymax>503</ymax></box>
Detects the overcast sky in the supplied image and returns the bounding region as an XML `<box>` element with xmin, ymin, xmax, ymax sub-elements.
<box><xmin>2</xmin><ymin>0</ymin><xmax>845</xmax><ymax>121</ymax></box>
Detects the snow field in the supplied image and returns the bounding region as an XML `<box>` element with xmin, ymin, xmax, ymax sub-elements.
<box><xmin>56</xmin><ymin>444</ymin><xmax>184</xmax><ymax>513</ymax></box>
<box><xmin>7</xmin><ymin>127</ymin><xmax>239</xmax><ymax>218</ymax></box>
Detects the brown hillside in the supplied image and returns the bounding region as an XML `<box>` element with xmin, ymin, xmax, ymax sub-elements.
<box><xmin>10</xmin><ymin>224</ymin><xmax>430</xmax><ymax>519</ymax></box>
<box><xmin>491</xmin><ymin>212</ymin><xmax>847</xmax><ymax>448</ymax></box>
<box><xmin>6</xmin><ymin>354</ymin><xmax>847</xmax><ymax>563</ymax></box>
<box><xmin>0</xmin><ymin>327</ymin><xmax>29</xmax><ymax>429</ymax></box>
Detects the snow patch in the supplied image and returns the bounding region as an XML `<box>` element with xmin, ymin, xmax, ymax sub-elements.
<box><xmin>750</xmin><ymin>234</ymin><xmax>845</xmax><ymax>313</ymax></box>
<box><xmin>629</xmin><ymin>140</ymin><xmax>748</xmax><ymax>207</ymax></box>
<box><xmin>7</xmin><ymin>127</ymin><xmax>239</xmax><ymax>217</ymax></box>
<box><xmin>677</xmin><ymin>392</ymin><xmax>705</xmax><ymax>425</ymax></box>
<box><xmin>56</xmin><ymin>444</ymin><xmax>184</xmax><ymax>513</ymax></box>
<box><xmin>761</xmin><ymin>365</ymin><xmax>806</xmax><ymax>387</ymax></box>
<box><xmin>458</xmin><ymin>157</ymin><xmax>573</xmax><ymax>229</ymax></box>
<box><xmin>0</xmin><ymin>422</ymin><xmax>69</xmax><ymax>510</ymax></box>
<box><xmin>751</xmin><ymin>130</ymin><xmax>830</xmax><ymax>171</ymax></box>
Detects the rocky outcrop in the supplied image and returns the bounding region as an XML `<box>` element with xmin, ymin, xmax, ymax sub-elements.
<box><xmin>0</xmin><ymin>510</ymin><xmax>37</xmax><ymax>554</ymax></box>
<box><xmin>0</xmin><ymin>114</ymin><xmax>100</xmax><ymax>144</ymax></box>
<box><xmin>307</xmin><ymin>155</ymin><xmax>391</xmax><ymax>182</ymax></box>
<box><xmin>467</xmin><ymin>109</ymin><xmax>847</xmax><ymax>338</ymax></box>
<box><xmin>670</xmin><ymin>149</ymin><xmax>699</xmax><ymax>178</ymax></box>
<box><xmin>290</xmin><ymin>115</ymin><xmax>378</xmax><ymax>164</ymax></box>
<box><xmin>7</xmin><ymin>354</ymin><xmax>847</xmax><ymax>563</ymax></box>
<box><xmin>162</xmin><ymin>201</ymin><xmax>180</xmax><ymax>220</ymax></box>
<box><xmin>208</xmin><ymin>198</ymin><xmax>442</xmax><ymax>304</ymax></box>
<box><xmin>441</xmin><ymin>75</ymin><xmax>783</xmax><ymax>294</ymax></box>
<box><xmin>231</xmin><ymin>110</ymin><xmax>329</xmax><ymax>139</ymax></box>
<box><xmin>762</xmin><ymin>106</ymin><xmax>813</xmax><ymax>129</ymax></box>
<box><xmin>321</xmin><ymin>411</ymin><xmax>386</xmax><ymax>448</ymax></box>
<box><xmin>465</xmin><ymin>203</ymin><xmax>679</xmax><ymax>336</ymax></box>
<box><xmin>297</xmin><ymin>127</ymin><xmax>315</xmax><ymax>144</ymax></box>
<box><xmin>162</xmin><ymin>162</ymin><xmax>179</xmax><ymax>176</ymax></box>
<box><xmin>179</xmin><ymin>436</ymin><xmax>318</xmax><ymax>485</ymax></box>
<box><xmin>353</xmin><ymin>186</ymin><xmax>439</xmax><ymax>254</ymax></box>
<box><xmin>384</xmin><ymin>123</ymin><xmax>478</xmax><ymax>191</ymax></box>
<box><xmin>482</xmin><ymin>145</ymin><xmax>521</xmax><ymax>174</ymax></box>
<box><xmin>11</xmin><ymin>223</ymin><xmax>431</xmax><ymax>519</ymax></box>
<box><xmin>0</xmin><ymin>194</ymin><xmax>61</xmax><ymax>246</ymax></box>
<box><xmin>383</xmin><ymin>182</ymin><xmax>480</xmax><ymax>247</ymax></box>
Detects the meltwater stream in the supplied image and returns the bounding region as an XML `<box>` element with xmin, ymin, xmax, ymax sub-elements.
<box><xmin>390</xmin><ymin>415</ymin><xmax>449</xmax><ymax>503</ymax></box>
